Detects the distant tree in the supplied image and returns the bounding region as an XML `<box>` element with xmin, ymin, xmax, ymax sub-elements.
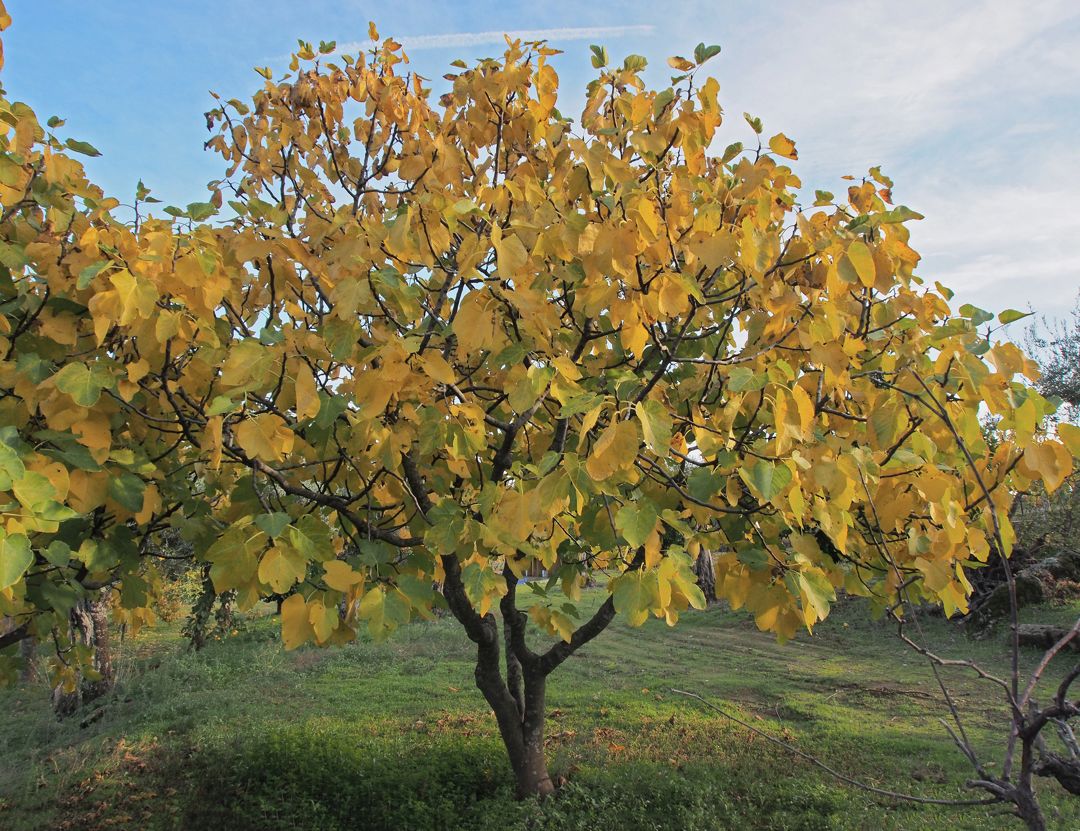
<box><xmin>1026</xmin><ymin>294</ymin><xmax>1080</xmax><ymax>423</ymax></box>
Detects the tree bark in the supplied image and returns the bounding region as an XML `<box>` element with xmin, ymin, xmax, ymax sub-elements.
<box><xmin>474</xmin><ymin>633</ymin><xmax>555</xmax><ymax>798</ymax></box>
<box><xmin>19</xmin><ymin>637</ymin><xmax>37</xmax><ymax>683</ymax></box>
<box><xmin>83</xmin><ymin>593</ymin><xmax>114</xmax><ymax>701</ymax></box>
<box><xmin>1013</xmin><ymin>788</ymin><xmax>1047</xmax><ymax>831</ymax></box>
<box><xmin>1016</xmin><ymin>739</ymin><xmax>1048</xmax><ymax>831</ymax></box>
<box><xmin>51</xmin><ymin>591</ymin><xmax>114</xmax><ymax>717</ymax></box>
<box><xmin>694</xmin><ymin>550</ymin><xmax>716</xmax><ymax>604</ymax></box>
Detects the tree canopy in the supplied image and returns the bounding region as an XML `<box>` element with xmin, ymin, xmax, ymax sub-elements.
<box><xmin>1</xmin><ymin>7</ymin><xmax>1078</xmax><ymax>796</ymax></box>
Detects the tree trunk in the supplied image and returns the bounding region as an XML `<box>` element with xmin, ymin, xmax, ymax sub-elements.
<box><xmin>52</xmin><ymin>600</ymin><xmax>94</xmax><ymax>717</ymax></box>
<box><xmin>19</xmin><ymin>637</ymin><xmax>37</xmax><ymax>683</ymax></box>
<box><xmin>436</xmin><ymin>548</ymin><xmax>628</xmax><ymax>800</ymax></box>
<box><xmin>1016</xmin><ymin>739</ymin><xmax>1048</xmax><ymax>831</ymax></box>
<box><xmin>1013</xmin><ymin>788</ymin><xmax>1047</xmax><ymax>831</ymax></box>
<box><xmin>694</xmin><ymin>550</ymin><xmax>716</xmax><ymax>604</ymax></box>
<box><xmin>472</xmin><ymin>629</ymin><xmax>555</xmax><ymax>798</ymax></box>
<box><xmin>83</xmin><ymin>593</ymin><xmax>114</xmax><ymax>701</ymax></box>
<box><xmin>51</xmin><ymin>592</ymin><xmax>114</xmax><ymax>717</ymax></box>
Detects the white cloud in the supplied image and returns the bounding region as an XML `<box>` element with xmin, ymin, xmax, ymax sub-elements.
<box><xmin>337</xmin><ymin>24</ymin><xmax>655</xmax><ymax>54</ymax></box>
<box><xmin>670</xmin><ymin>0</ymin><xmax>1080</xmax><ymax>317</ymax></box>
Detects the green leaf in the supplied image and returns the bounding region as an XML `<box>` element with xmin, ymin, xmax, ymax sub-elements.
<box><xmin>186</xmin><ymin>201</ymin><xmax>217</xmax><ymax>221</ymax></box>
<box><xmin>879</xmin><ymin>205</ymin><xmax>923</xmax><ymax>224</ymax></box>
<box><xmin>358</xmin><ymin>585</ymin><xmax>411</xmax><ymax>639</ymax></box>
<box><xmin>43</xmin><ymin>540</ymin><xmax>72</xmax><ymax>568</ymax></box>
<box><xmin>737</xmin><ymin>547</ymin><xmax>770</xmax><ymax>571</ymax></box>
<box><xmin>206</xmin><ymin>395</ymin><xmax>240</xmax><ymax>416</ymax></box>
<box><xmin>255</xmin><ymin>512</ymin><xmax>292</xmax><ymax>539</ymax></box>
<box><xmin>78</xmin><ymin>261</ymin><xmax>111</xmax><ymax>290</ymax></box>
<box><xmin>653</xmin><ymin>88</ymin><xmax>675</xmax><ymax>117</ymax></box>
<box><xmin>693</xmin><ymin>43</ymin><xmax>721</xmax><ymax>65</ymax></box>
<box><xmin>12</xmin><ymin>471</ymin><xmax>56</xmax><ymax>510</ymax></box>
<box><xmin>869</xmin><ymin>405</ymin><xmax>898</xmax><ymax>448</ymax></box>
<box><xmin>959</xmin><ymin>304</ymin><xmax>994</xmax><ymax>327</ymax></box>
<box><xmin>615</xmin><ymin>500</ymin><xmax>659</xmax><ymax>548</ymax></box>
<box><xmin>558</xmin><ymin>392</ymin><xmax>604</xmax><ymax>418</ymax></box>
<box><xmin>611</xmin><ymin>571</ymin><xmax>657</xmax><ymax>627</ymax></box>
<box><xmin>798</xmin><ymin>569</ymin><xmax>836</xmax><ymax>619</ymax></box>
<box><xmin>998</xmin><ymin>309</ymin><xmax>1033</xmax><ymax>325</ymax></box>
<box><xmin>727</xmin><ymin>366</ymin><xmax>767</xmax><ymax>392</ymax></box>
<box><xmin>40</xmin><ymin>581</ymin><xmax>79</xmax><ymax>616</ymax></box>
<box><xmin>720</xmin><ymin>142</ymin><xmax>743</xmax><ymax>163</ymax></box>
<box><xmin>37</xmin><ymin>501</ymin><xmax>80</xmax><ymax>522</ymax></box>
<box><xmin>635</xmin><ymin>399</ymin><xmax>673</xmax><ymax>455</ymax></box>
<box><xmin>16</xmin><ymin>353</ymin><xmax>52</xmax><ymax>384</ymax></box>
<box><xmin>0</xmin><ymin>443</ymin><xmax>25</xmax><ymax>491</ymax></box>
<box><xmin>65</xmin><ymin>138</ymin><xmax>102</xmax><ymax>157</ymax></box>
<box><xmin>686</xmin><ymin>467</ymin><xmax>722</xmax><ymax>503</ymax></box>
<box><xmin>589</xmin><ymin>44</ymin><xmax>609</xmax><ymax>69</ymax></box>
<box><xmin>739</xmin><ymin>460</ymin><xmax>792</xmax><ymax>501</ymax></box>
<box><xmin>108</xmin><ymin>473</ymin><xmax>146</xmax><ymax>513</ymax></box>
<box><xmin>0</xmin><ymin>530</ymin><xmax>33</xmax><ymax>590</ymax></box>
<box><xmin>52</xmin><ymin>362</ymin><xmax>115</xmax><ymax>407</ymax></box>
<box><xmin>287</xmin><ymin>513</ymin><xmax>334</xmax><ymax>562</ymax></box>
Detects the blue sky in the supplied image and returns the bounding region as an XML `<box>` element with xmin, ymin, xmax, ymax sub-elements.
<box><xmin>4</xmin><ymin>0</ymin><xmax>1079</xmax><ymax>319</ymax></box>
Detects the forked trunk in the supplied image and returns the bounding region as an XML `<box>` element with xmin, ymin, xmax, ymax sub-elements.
<box><xmin>474</xmin><ymin>639</ymin><xmax>555</xmax><ymax>798</ymax></box>
<box><xmin>437</xmin><ymin>550</ymin><xmax>624</xmax><ymax>801</ymax></box>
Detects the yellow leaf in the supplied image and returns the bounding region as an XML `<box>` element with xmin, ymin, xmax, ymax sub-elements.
<box><xmin>420</xmin><ymin>353</ymin><xmax>457</xmax><ymax>385</ymax></box>
<box><xmin>845</xmin><ymin>241</ymin><xmax>876</xmax><ymax>286</ymax></box>
<box><xmin>644</xmin><ymin>528</ymin><xmax>662</xmax><ymax>569</ymax></box>
<box><xmin>768</xmin><ymin>132</ymin><xmax>797</xmax><ymax>160</ymax></box>
<box><xmin>259</xmin><ymin>544</ymin><xmax>308</xmax><ymax>593</ymax></box>
<box><xmin>281</xmin><ymin>593</ymin><xmax>314</xmax><ymax>650</ymax></box>
<box><xmin>552</xmin><ymin>355</ymin><xmax>581</xmax><ymax>381</ymax></box>
<box><xmin>235</xmin><ymin>413</ymin><xmax>294</xmax><ymax>462</ymax></box>
<box><xmin>1059</xmin><ymin>423</ymin><xmax>1080</xmax><ymax>458</ymax></box>
<box><xmin>493</xmin><ymin>227</ymin><xmax>529</xmax><ymax>277</ymax></box>
<box><xmin>323</xmin><ymin>560</ymin><xmax>364</xmax><ymax>591</ymax></box>
<box><xmin>71</xmin><ymin>417</ymin><xmax>112</xmax><ymax>462</ymax></box>
<box><xmin>135</xmin><ymin>483</ymin><xmax>161</xmax><ymax>525</ymax></box>
<box><xmin>110</xmin><ymin>270</ymin><xmax>158</xmax><ymax>326</ymax></box>
<box><xmin>1013</xmin><ymin>398</ymin><xmax>1037</xmax><ymax>447</ymax></box>
<box><xmin>127</xmin><ymin>358</ymin><xmax>150</xmax><ymax>383</ymax></box>
<box><xmin>453</xmin><ymin>293</ymin><xmax>501</xmax><ymax>354</ymax></box>
<box><xmin>294</xmin><ymin>361</ymin><xmax>321</xmax><ymax>420</ymax></box>
<box><xmin>205</xmin><ymin>415</ymin><xmax>224</xmax><ymax>470</ymax></box>
<box><xmin>1019</xmin><ymin>441</ymin><xmax>1073</xmax><ymax>493</ymax></box>
<box><xmin>309</xmin><ymin>599</ymin><xmax>339</xmax><ymax>643</ymax></box>
<box><xmin>620</xmin><ymin>303</ymin><xmax>649</xmax><ymax>359</ymax></box>
<box><xmin>68</xmin><ymin>470</ymin><xmax>107</xmax><ymax>513</ymax></box>
<box><xmin>585</xmin><ymin>419</ymin><xmax>640</xmax><ymax>481</ymax></box>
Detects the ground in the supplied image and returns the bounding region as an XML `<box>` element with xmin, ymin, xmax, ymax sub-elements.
<box><xmin>1</xmin><ymin>595</ymin><xmax>1078</xmax><ymax>831</ymax></box>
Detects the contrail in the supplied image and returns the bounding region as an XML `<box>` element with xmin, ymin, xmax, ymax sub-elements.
<box><xmin>336</xmin><ymin>24</ymin><xmax>654</xmax><ymax>54</ymax></box>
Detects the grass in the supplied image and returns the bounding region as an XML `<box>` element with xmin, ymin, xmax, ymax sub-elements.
<box><xmin>1</xmin><ymin>595</ymin><xmax>1078</xmax><ymax>830</ymax></box>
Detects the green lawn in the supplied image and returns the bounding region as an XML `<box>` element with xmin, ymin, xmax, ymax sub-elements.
<box><xmin>1</xmin><ymin>595</ymin><xmax>1078</xmax><ymax>830</ymax></box>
